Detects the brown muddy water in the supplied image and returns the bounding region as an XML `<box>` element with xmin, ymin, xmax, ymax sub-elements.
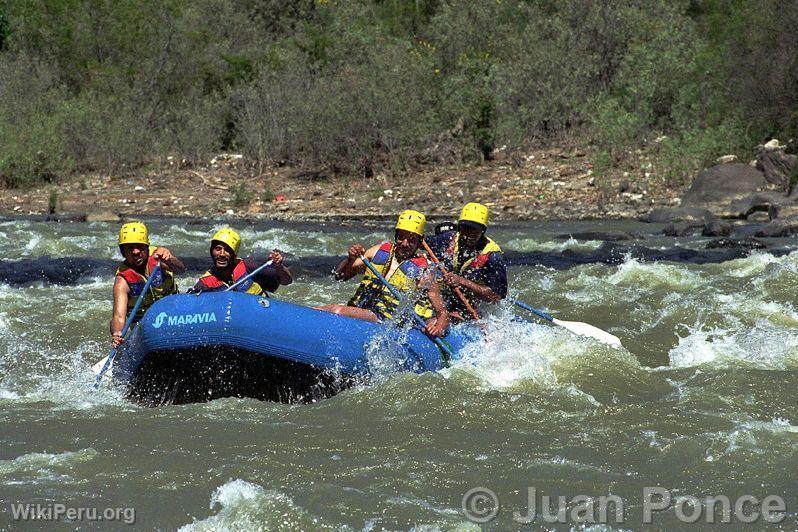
<box><xmin>0</xmin><ymin>217</ymin><xmax>796</xmax><ymax>530</ymax></box>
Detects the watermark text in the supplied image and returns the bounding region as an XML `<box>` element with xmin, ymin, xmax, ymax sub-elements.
<box><xmin>10</xmin><ymin>503</ymin><xmax>136</xmax><ymax>525</ymax></box>
<box><xmin>461</xmin><ymin>486</ymin><xmax>789</xmax><ymax>525</ymax></box>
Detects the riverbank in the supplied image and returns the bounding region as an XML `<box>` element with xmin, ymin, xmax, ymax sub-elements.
<box><xmin>0</xmin><ymin>146</ymin><xmax>685</xmax><ymax>222</ymax></box>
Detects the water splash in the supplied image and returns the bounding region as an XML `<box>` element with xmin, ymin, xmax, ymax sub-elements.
<box><xmin>180</xmin><ymin>479</ymin><xmax>337</xmax><ymax>531</ymax></box>
<box><xmin>0</xmin><ymin>448</ymin><xmax>99</xmax><ymax>485</ymax></box>
<box><xmin>669</xmin><ymin>321</ymin><xmax>798</xmax><ymax>370</ymax></box>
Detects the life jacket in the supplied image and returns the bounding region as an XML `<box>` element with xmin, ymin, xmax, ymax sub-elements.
<box><xmin>115</xmin><ymin>246</ymin><xmax>177</xmax><ymax>321</ymax></box>
<box><xmin>195</xmin><ymin>259</ymin><xmax>265</xmax><ymax>296</ymax></box>
<box><xmin>347</xmin><ymin>242</ymin><xmax>434</xmax><ymax>320</ymax></box>
<box><xmin>443</xmin><ymin>233</ymin><xmax>502</xmax><ymax>312</ymax></box>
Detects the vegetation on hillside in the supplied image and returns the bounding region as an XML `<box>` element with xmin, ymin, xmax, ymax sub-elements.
<box><xmin>1</xmin><ymin>0</ymin><xmax>796</xmax><ymax>187</ymax></box>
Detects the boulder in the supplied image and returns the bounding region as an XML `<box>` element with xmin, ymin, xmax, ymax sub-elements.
<box><xmin>641</xmin><ymin>207</ymin><xmax>715</xmax><ymax>224</ymax></box>
<box><xmin>716</xmin><ymin>154</ymin><xmax>738</xmax><ymax>164</ymax></box>
<box><xmin>663</xmin><ymin>221</ymin><xmax>705</xmax><ymax>237</ymax></box>
<box><xmin>682</xmin><ymin>163</ymin><xmax>767</xmax><ymax>209</ymax></box>
<box><xmin>747</xmin><ymin>211</ymin><xmax>770</xmax><ymax>222</ymax></box>
<box><xmin>86</xmin><ymin>211</ymin><xmax>121</xmax><ymax>223</ymax></box>
<box><xmin>754</xmin><ymin>220</ymin><xmax>798</xmax><ymax>238</ymax></box>
<box><xmin>702</xmin><ymin>220</ymin><xmax>733</xmax><ymax>237</ymax></box>
<box><xmin>755</xmin><ymin>143</ymin><xmax>797</xmax><ymax>190</ymax></box>
<box><xmin>705</xmin><ymin>238</ymin><xmax>767</xmax><ymax>250</ymax></box>
<box><xmin>45</xmin><ymin>213</ymin><xmax>88</xmax><ymax>223</ymax></box>
<box><xmin>727</xmin><ymin>192</ymin><xmax>790</xmax><ymax>219</ymax></box>
<box><xmin>768</xmin><ymin>203</ymin><xmax>798</xmax><ymax>220</ymax></box>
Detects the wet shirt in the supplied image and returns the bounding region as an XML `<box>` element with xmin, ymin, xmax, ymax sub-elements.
<box><xmin>425</xmin><ymin>230</ymin><xmax>508</xmax><ymax>302</ymax></box>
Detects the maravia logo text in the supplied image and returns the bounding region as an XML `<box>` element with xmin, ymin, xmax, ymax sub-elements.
<box><xmin>152</xmin><ymin>311</ymin><xmax>218</xmax><ymax>329</ymax></box>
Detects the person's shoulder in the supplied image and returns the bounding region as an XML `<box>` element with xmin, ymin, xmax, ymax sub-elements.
<box><xmin>487</xmin><ymin>247</ymin><xmax>505</xmax><ymax>261</ymax></box>
<box><xmin>365</xmin><ymin>241</ymin><xmax>392</xmax><ymax>258</ymax></box>
<box><xmin>484</xmin><ymin>250</ymin><xmax>506</xmax><ymax>273</ymax></box>
<box><xmin>426</xmin><ymin>231</ymin><xmax>454</xmax><ymax>246</ymax></box>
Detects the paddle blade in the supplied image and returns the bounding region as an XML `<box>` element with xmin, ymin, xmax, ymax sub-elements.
<box><xmin>91</xmin><ymin>356</ymin><xmax>110</xmax><ymax>376</ymax></box>
<box><xmin>551</xmin><ymin>318</ymin><xmax>623</xmax><ymax>348</ymax></box>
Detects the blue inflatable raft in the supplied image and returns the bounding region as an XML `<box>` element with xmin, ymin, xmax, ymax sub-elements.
<box><xmin>112</xmin><ymin>291</ymin><xmax>480</xmax><ymax>404</ymax></box>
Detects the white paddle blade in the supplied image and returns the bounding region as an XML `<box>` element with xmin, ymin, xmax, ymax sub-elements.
<box><xmin>91</xmin><ymin>356</ymin><xmax>110</xmax><ymax>376</ymax></box>
<box><xmin>552</xmin><ymin>318</ymin><xmax>623</xmax><ymax>349</ymax></box>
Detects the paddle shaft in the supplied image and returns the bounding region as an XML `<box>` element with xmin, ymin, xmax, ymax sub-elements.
<box><xmin>511</xmin><ymin>299</ymin><xmax>554</xmax><ymax>322</ymax></box>
<box><xmin>225</xmin><ymin>259</ymin><xmax>273</xmax><ymax>292</ymax></box>
<box><xmin>95</xmin><ymin>263</ymin><xmax>162</xmax><ymax>387</ymax></box>
<box><xmin>421</xmin><ymin>240</ymin><xmax>480</xmax><ymax>320</ymax></box>
<box><xmin>359</xmin><ymin>255</ymin><xmax>455</xmax><ymax>362</ymax></box>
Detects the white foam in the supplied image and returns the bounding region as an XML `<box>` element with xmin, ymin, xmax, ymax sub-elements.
<box><xmin>717</xmin><ymin>251</ymin><xmax>781</xmax><ymax>278</ymax></box>
<box><xmin>180</xmin><ymin>479</ymin><xmax>334</xmax><ymax>531</ymax></box>
<box><xmin>669</xmin><ymin>320</ymin><xmax>798</xmax><ymax>370</ymax></box>
<box><xmin>607</xmin><ymin>256</ymin><xmax>701</xmax><ymax>292</ymax></box>
<box><xmin>740</xmin><ymin>417</ymin><xmax>798</xmax><ymax>434</ymax></box>
<box><xmin>0</xmin><ymin>388</ymin><xmax>20</xmax><ymax>400</ymax></box>
<box><xmin>505</xmin><ymin>236</ymin><xmax>602</xmax><ymax>253</ymax></box>
<box><xmin>23</xmin><ymin>232</ymin><xmax>41</xmax><ymax>254</ymax></box>
<box><xmin>0</xmin><ymin>448</ymin><xmax>98</xmax><ymax>483</ymax></box>
<box><xmin>451</xmin><ymin>317</ymin><xmax>559</xmax><ymax>390</ymax></box>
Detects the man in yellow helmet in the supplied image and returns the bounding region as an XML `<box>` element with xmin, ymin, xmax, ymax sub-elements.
<box><xmin>111</xmin><ymin>222</ymin><xmax>185</xmax><ymax>347</ymax></box>
<box><xmin>190</xmin><ymin>227</ymin><xmax>292</xmax><ymax>295</ymax></box>
<box><xmin>425</xmin><ymin>202</ymin><xmax>507</xmax><ymax>320</ymax></box>
<box><xmin>316</xmin><ymin>210</ymin><xmax>450</xmax><ymax>337</ymax></box>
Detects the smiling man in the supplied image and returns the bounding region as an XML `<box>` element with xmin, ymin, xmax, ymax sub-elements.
<box><xmin>316</xmin><ymin>210</ymin><xmax>450</xmax><ymax>337</ymax></box>
<box><xmin>424</xmin><ymin>203</ymin><xmax>507</xmax><ymax>321</ymax></box>
<box><xmin>191</xmin><ymin>227</ymin><xmax>292</xmax><ymax>295</ymax></box>
<box><xmin>111</xmin><ymin>222</ymin><xmax>185</xmax><ymax>347</ymax></box>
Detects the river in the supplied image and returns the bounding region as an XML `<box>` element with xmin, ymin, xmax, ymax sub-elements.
<box><xmin>0</xmin><ymin>217</ymin><xmax>796</xmax><ymax>530</ymax></box>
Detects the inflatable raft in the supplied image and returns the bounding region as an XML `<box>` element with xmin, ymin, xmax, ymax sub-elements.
<box><xmin>111</xmin><ymin>292</ymin><xmax>480</xmax><ymax>405</ymax></box>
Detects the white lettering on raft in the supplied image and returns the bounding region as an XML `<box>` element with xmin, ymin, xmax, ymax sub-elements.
<box><xmin>152</xmin><ymin>311</ymin><xmax>217</xmax><ymax>329</ymax></box>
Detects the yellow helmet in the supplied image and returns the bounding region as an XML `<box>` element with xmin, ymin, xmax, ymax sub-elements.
<box><xmin>118</xmin><ymin>222</ymin><xmax>149</xmax><ymax>246</ymax></box>
<box><xmin>459</xmin><ymin>202</ymin><xmax>489</xmax><ymax>228</ymax></box>
<box><xmin>395</xmin><ymin>210</ymin><xmax>426</xmax><ymax>236</ymax></box>
<box><xmin>211</xmin><ymin>228</ymin><xmax>241</xmax><ymax>255</ymax></box>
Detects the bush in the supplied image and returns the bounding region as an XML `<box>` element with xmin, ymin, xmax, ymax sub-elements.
<box><xmin>0</xmin><ymin>0</ymin><xmax>795</xmax><ymax>188</ymax></box>
<box><xmin>0</xmin><ymin>54</ymin><xmax>71</xmax><ymax>187</ymax></box>
<box><xmin>657</xmin><ymin>121</ymin><xmax>749</xmax><ymax>184</ymax></box>
<box><xmin>231</xmin><ymin>183</ymin><xmax>254</xmax><ymax>207</ymax></box>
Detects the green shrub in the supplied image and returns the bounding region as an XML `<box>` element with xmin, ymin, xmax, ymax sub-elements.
<box><xmin>656</xmin><ymin>121</ymin><xmax>748</xmax><ymax>184</ymax></box>
<box><xmin>260</xmin><ymin>184</ymin><xmax>275</xmax><ymax>203</ymax></box>
<box><xmin>231</xmin><ymin>183</ymin><xmax>254</xmax><ymax>207</ymax></box>
<box><xmin>0</xmin><ymin>0</ymin><xmax>796</xmax><ymax>188</ymax></box>
<box><xmin>48</xmin><ymin>190</ymin><xmax>58</xmax><ymax>214</ymax></box>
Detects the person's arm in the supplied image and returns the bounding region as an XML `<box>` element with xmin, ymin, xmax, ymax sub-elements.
<box><xmin>333</xmin><ymin>243</ymin><xmax>376</xmax><ymax>281</ymax></box>
<box><xmin>422</xmin><ymin>272</ymin><xmax>450</xmax><ymax>337</ymax></box>
<box><xmin>110</xmin><ymin>276</ymin><xmax>130</xmax><ymax>347</ymax></box>
<box><xmin>442</xmin><ymin>253</ymin><xmax>506</xmax><ymax>303</ymax></box>
<box><xmin>152</xmin><ymin>246</ymin><xmax>186</xmax><ymax>273</ymax></box>
<box><xmin>268</xmin><ymin>250</ymin><xmax>293</xmax><ymax>286</ymax></box>
<box><xmin>442</xmin><ymin>274</ymin><xmax>500</xmax><ymax>302</ymax></box>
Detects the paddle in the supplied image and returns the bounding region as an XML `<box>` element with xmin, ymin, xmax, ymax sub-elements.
<box><xmin>359</xmin><ymin>255</ymin><xmax>455</xmax><ymax>364</ymax></box>
<box><xmin>512</xmin><ymin>299</ymin><xmax>623</xmax><ymax>348</ymax></box>
<box><xmin>93</xmin><ymin>263</ymin><xmax>162</xmax><ymax>386</ymax></box>
<box><xmin>421</xmin><ymin>240</ymin><xmax>480</xmax><ymax>320</ymax></box>
<box><xmin>225</xmin><ymin>259</ymin><xmax>273</xmax><ymax>292</ymax></box>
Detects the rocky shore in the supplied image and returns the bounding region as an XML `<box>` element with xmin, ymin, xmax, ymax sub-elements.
<box><xmin>0</xmin><ymin>146</ymin><xmax>683</xmax><ymax>223</ymax></box>
<box><xmin>1</xmin><ymin>141</ymin><xmax>796</xmax><ymax>230</ymax></box>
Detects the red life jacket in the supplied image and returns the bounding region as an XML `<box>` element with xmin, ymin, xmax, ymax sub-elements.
<box><xmin>115</xmin><ymin>248</ymin><xmax>177</xmax><ymax>320</ymax></box>
<box><xmin>195</xmin><ymin>259</ymin><xmax>265</xmax><ymax>295</ymax></box>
